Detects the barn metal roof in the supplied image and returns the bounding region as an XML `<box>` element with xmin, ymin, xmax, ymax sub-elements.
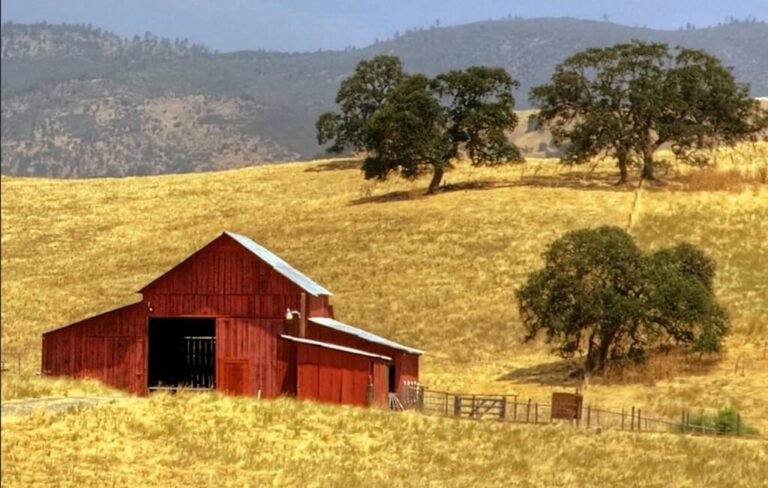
<box><xmin>280</xmin><ymin>335</ymin><xmax>392</xmax><ymax>361</ymax></box>
<box><xmin>224</xmin><ymin>231</ymin><xmax>332</xmax><ymax>297</ymax></box>
<box><xmin>308</xmin><ymin>317</ymin><xmax>424</xmax><ymax>355</ymax></box>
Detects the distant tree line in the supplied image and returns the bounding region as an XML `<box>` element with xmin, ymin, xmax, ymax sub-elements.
<box><xmin>1</xmin><ymin>21</ymin><xmax>213</xmax><ymax>60</ymax></box>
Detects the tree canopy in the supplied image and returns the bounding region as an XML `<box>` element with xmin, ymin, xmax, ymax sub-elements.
<box><xmin>317</xmin><ymin>56</ymin><xmax>523</xmax><ymax>194</ymax></box>
<box><xmin>530</xmin><ymin>41</ymin><xmax>768</xmax><ymax>183</ymax></box>
<box><xmin>516</xmin><ymin>226</ymin><xmax>728</xmax><ymax>373</ymax></box>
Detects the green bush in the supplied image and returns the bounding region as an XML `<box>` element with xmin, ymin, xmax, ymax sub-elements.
<box><xmin>680</xmin><ymin>407</ymin><xmax>760</xmax><ymax>435</ymax></box>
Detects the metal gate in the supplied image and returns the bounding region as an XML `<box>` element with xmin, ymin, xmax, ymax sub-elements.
<box><xmin>182</xmin><ymin>335</ymin><xmax>215</xmax><ymax>388</ymax></box>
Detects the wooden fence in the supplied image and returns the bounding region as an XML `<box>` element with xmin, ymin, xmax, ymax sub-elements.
<box><xmin>408</xmin><ymin>386</ymin><xmax>765</xmax><ymax>440</ymax></box>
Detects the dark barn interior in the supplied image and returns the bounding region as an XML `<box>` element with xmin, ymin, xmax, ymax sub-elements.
<box><xmin>388</xmin><ymin>364</ymin><xmax>397</xmax><ymax>392</ymax></box>
<box><xmin>148</xmin><ymin>318</ymin><xmax>216</xmax><ymax>390</ymax></box>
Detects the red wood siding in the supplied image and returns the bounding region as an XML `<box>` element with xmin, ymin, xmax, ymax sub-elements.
<box><xmin>216</xmin><ymin>317</ymin><xmax>290</xmax><ymax>398</ymax></box>
<box><xmin>217</xmin><ymin>359</ymin><xmax>251</xmax><ymax>395</ymax></box>
<box><xmin>304</xmin><ymin>323</ymin><xmax>420</xmax><ymax>396</ymax></box>
<box><xmin>41</xmin><ymin>303</ymin><xmax>147</xmax><ymax>395</ymax></box>
<box><xmin>295</xmin><ymin>342</ymin><xmax>388</xmax><ymax>407</ymax></box>
<box><xmin>142</xmin><ymin>235</ymin><xmax>332</xmax><ymax>319</ymax></box>
<box><xmin>371</xmin><ymin>361</ymin><xmax>389</xmax><ymax>409</ymax></box>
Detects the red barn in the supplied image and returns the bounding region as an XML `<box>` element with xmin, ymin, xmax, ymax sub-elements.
<box><xmin>41</xmin><ymin>232</ymin><xmax>422</xmax><ymax>408</ymax></box>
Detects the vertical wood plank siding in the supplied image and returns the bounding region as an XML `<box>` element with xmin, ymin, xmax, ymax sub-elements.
<box><xmin>304</xmin><ymin>325</ymin><xmax>420</xmax><ymax>395</ymax></box>
<box><xmin>41</xmin><ymin>303</ymin><xmax>147</xmax><ymax>395</ymax></box>
<box><xmin>295</xmin><ymin>342</ymin><xmax>388</xmax><ymax>407</ymax></box>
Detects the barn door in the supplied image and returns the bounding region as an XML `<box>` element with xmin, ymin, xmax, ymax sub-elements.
<box><xmin>217</xmin><ymin>359</ymin><xmax>250</xmax><ymax>395</ymax></box>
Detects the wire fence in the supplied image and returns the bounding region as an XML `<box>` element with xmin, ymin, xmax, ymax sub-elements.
<box><xmin>407</xmin><ymin>386</ymin><xmax>766</xmax><ymax>440</ymax></box>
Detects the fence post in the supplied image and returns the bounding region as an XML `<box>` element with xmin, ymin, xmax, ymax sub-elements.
<box><xmin>621</xmin><ymin>408</ymin><xmax>625</xmax><ymax>431</ymax></box>
<box><xmin>500</xmin><ymin>396</ymin><xmax>507</xmax><ymax>420</ymax></box>
<box><xmin>526</xmin><ymin>399</ymin><xmax>531</xmax><ymax>423</ymax></box>
<box><xmin>736</xmin><ymin>414</ymin><xmax>741</xmax><ymax>436</ymax></box>
<box><xmin>630</xmin><ymin>407</ymin><xmax>635</xmax><ymax>431</ymax></box>
<box><xmin>417</xmin><ymin>386</ymin><xmax>424</xmax><ymax>411</ymax></box>
<box><xmin>444</xmin><ymin>392</ymin><xmax>448</xmax><ymax>416</ymax></box>
<box><xmin>535</xmin><ymin>402</ymin><xmax>539</xmax><ymax>424</ymax></box>
<box><xmin>586</xmin><ymin>404</ymin><xmax>591</xmax><ymax>428</ymax></box>
<box><xmin>637</xmin><ymin>409</ymin><xmax>642</xmax><ymax>432</ymax></box>
<box><xmin>513</xmin><ymin>399</ymin><xmax>518</xmax><ymax>422</ymax></box>
<box><xmin>454</xmin><ymin>395</ymin><xmax>461</xmax><ymax>417</ymax></box>
<box><xmin>471</xmin><ymin>395</ymin><xmax>477</xmax><ymax>418</ymax></box>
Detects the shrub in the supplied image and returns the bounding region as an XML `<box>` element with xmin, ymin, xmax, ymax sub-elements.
<box><xmin>680</xmin><ymin>407</ymin><xmax>760</xmax><ymax>436</ymax></box>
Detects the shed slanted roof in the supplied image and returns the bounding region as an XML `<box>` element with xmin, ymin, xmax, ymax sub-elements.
<box><xmin>308</xmin><ymin>317</ymin><xmax>423</xmax><ymax>355</ymax></box>
<box><xmin>280</xmin><ymin>335</ymin><xmax>392</xmax><ymax>360</ymax></box>
<box><xmin>224</xmin><ymin>231</ymin><xmax>332</xmax><ymax>297</ymax></box>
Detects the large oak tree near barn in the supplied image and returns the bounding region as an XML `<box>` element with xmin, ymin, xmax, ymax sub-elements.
<box><xmin>317</xmin><ymin>56</ymin><xmax>524</xmax><ymax>194</ymax></box>
<box><xmin>530</xmin><ymin>41</ymin><xmax>768</xmax><ymax>183</ymax></box>
<box><xmin>516</xmin><ymin>226</ymin><xmax>729</xmax><ymax>374</ymax></box>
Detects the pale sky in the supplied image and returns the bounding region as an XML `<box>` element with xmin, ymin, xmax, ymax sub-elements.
<box><xmin>2</xmin><ymin>0</ymin><xmax>766</xmax><ymax>52</ymax></box>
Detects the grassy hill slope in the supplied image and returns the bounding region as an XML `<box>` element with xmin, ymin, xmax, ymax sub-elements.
<box><xmin>3</xmin><ymin>393</ymin><xmax>767</xmax><ymax>487</ymax></box>
<box><xmin>3</xmin><ymin>148</ymin><xmax>768</xmax><ymax>429</ymax></box>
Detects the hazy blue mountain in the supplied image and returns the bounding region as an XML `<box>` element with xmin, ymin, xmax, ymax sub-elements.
<box><xmin>2</xmin><ymin>19</ymin><xmax>766</xmax><ymax>177</ymax></box>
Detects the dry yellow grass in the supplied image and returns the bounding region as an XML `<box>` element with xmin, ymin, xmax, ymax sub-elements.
<box><xmin>2</xmin><ymin>393</ymin><xmax>767</xmax><ymax>488</ymax></box>
<box><xmin>1</xmin><ymin>145</ymin><xmax>767</xmax><ymax>485</ymax></box>
<box><xmin>1</xmin><ymin>375</ymin><xmax>123</xmax><ymax>401</ymax></box>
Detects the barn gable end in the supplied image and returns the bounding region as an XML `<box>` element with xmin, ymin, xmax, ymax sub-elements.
<box><xmin>141</xmin><ymin>233</ymin><xmax>332</xmax><ymax>319</ymax></box>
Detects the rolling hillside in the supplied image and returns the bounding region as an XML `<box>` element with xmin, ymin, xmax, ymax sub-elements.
<box><xmin>2</xmin><ymin>148</ymin><xmax>768</xmax><ymax>486</ymax></box>
<box><xmin>2</xmin><ymin>19</ymin><xmax>767</xmax><ymax>177</ymax></box>
<box><xmin>3</xmin><ymin>147</ymin><xmax>767</xmax><ymax>422</ymax></box>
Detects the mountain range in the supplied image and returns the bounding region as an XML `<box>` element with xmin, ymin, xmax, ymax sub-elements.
<box><xmin>2</xmin><ymin>18</ymin><xmax>767</xmax><ymax>177</ymax></box>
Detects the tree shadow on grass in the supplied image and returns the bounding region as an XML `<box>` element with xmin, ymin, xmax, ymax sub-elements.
<box><xmin>497</xmin><ymin>358</ymin><xmax>585</xmax><ymax>387</ymax></box>
<box><xmin>349</xmin><ymin>179</ymin><xmax>518</xmax><ymax>205</ymax></box>
<box><xmin>510</xmin><ymin>171</ymin><xmax>641</xmax><ymax>192</ymax></box>
<box><xmin>497</xmin><ymin>351</ymin><xmax>722</xmax><ymax>388</ymax></box>
<box><xmin>348</xmin><ymin>189</ymin><xmax>424</xmax><ymax>205</ymax></box>
<box><xmin>349</xmin><ymin>172</ymin><xmax>648</xmax><ymax>205</ymax></box>
<box><xmin>346</xmin><ymin>169</ymin><xmax>677</xmax><ymax>205</ymax></box>
<box><xmin>304</xmin><ymin>159</ymin><xmax>360</xmax><ymax>172</ymax></box>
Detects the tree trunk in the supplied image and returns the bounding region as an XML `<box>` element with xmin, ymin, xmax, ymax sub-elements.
<box><xmin>595</xmin><ymin>335</ymin><xmax>613</xmax><ymax>372</ymax></box>
<box><xmin>584</xmin><ymin>332</ymin><xmax>598</xmax><ymax>373</ymax></box>
<box><xmin>617</xmin><ymin>159</ymin><xmax>628</xmax><ymax>185</ymax></box>
<box><xmin>641</xmin><ymin>151</ymin><xmax>655</xmax><ymax>180</ymax></box>
<box><xmin>426</xmin><ymin>167</ymin><xmax>445</xmax><ymax>194</ymax></box>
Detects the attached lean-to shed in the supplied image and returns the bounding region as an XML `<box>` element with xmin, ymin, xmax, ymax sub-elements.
<box><xmin>41</xmin><ymin>231</ymin><xmax>423</xmax><ymax>408</ymax></box>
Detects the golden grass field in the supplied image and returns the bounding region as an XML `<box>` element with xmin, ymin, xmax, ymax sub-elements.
<box><xmin>2</xmin><ymin>144</ymin><xmax>768</xmax><ymax>486</ymax></box>
<box><xmin>3</xmin><ymin>393</ymin><xmax>768</xmax><ymax>488</ymax></box>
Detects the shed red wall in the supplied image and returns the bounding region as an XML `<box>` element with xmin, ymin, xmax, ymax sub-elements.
<box><xmin>41</xmin><ymin>303</ymin><xmax>147</xmax><ymax>395</ymax></box>
<box><xmin>304</xmin><ymin>323</ymin><xmax>420</xmax><ymax>395</ymax></box>
<box><xmin>295</xmin><ymin>342</ymin><xmax>388</xmax><ymax>407</ymax></box>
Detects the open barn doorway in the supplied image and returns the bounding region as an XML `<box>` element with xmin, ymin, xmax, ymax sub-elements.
<box><xmin>388</xmin><ymin>364</ymin><xmax>397</xmax><ymax>393</ymax></box>
<box><xmin>148</xmin><ymin>318</ymin><xmax>215</xmax><ymax>391</ymax></box>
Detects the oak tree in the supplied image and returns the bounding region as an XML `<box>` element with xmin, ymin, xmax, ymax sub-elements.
<box><xmin>317</xmin><ymin>57</ymin><xmax>523</xmax><ymax>194</ymax></box>
<box><xmin>530</xmin><ymin>41</ymin><xmax>767</xmax><ymax>183</ymax></box>
<box><xmin>516</xmin><ymin>226</ymin><xmax>728</xmax><ymax>373</ymax></box>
